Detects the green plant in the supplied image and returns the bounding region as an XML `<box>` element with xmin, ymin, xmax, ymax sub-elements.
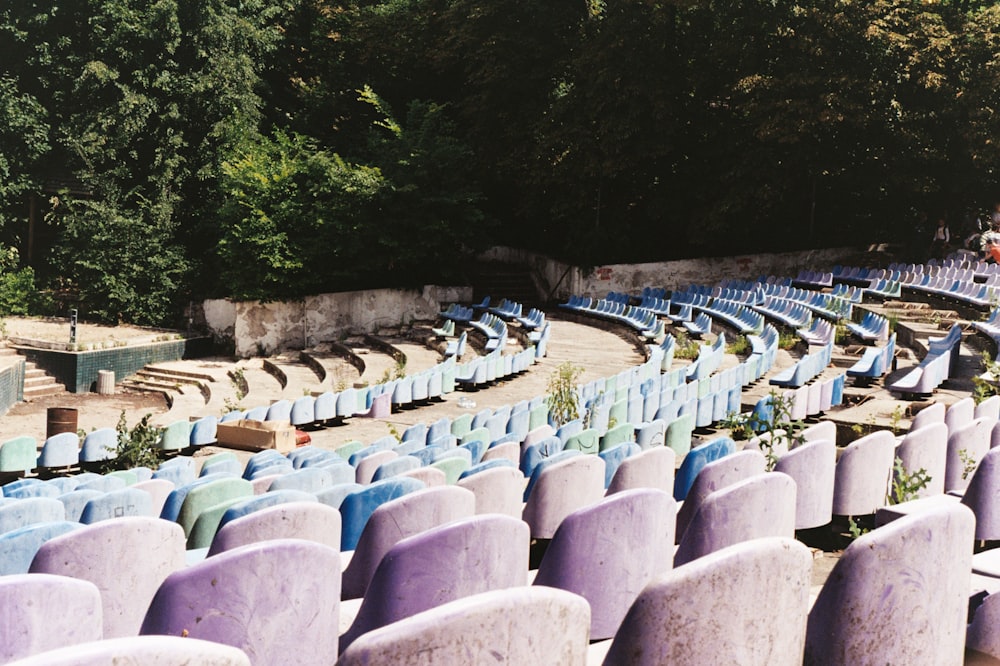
<box><xmin>387</xmin><ymin>422</ymin><xmax>402</xmax><ymax>442</ymax></box>
<box><xmin>777</xmin><ymin>331</ymin><xmax>799</xmax><ymax>351</ymax></box>
<box><xmin>673</xmin><ymin>331</ymin><xmax>700</xmax><ymax>360</ymax></box>
<box><xmin>545</xmin><ymin>361</ymin><xmax>583</xmax><ymax>427</ymax></box>
<box><xmin>886</xmin><ymin>313</ymin><xmax>899</xmax><ymax>333</ymax></box>
<box><xmin>974</xmin><ymin>350</ymin><xmax>1000</xmax><ymax>404</ymax></box>
<box><xmin>379</xmin><ymin>367</ymin><xmax>393</xmax><ymax>385</ymax></box>
<box><xmin>105</xmin><ymin>411</ymin><xmax>162</xmax><ymax>471</ymax></box>
<box><xmin>959</xmin><ymin>448</ymin><xmax>978</xmax><ymax>481</ymax></box>
<box><xmin>747</xmin><ymin>390</ymin><xmax>806</xmax><ymax>471</ymax></box>
<box><xmin>393</xmin><ymin>357</ymin><xmax>407</xmax><ymax>380</ymax></box>
<box><xmin>223</xmin><ymin>368</ymin><xmax>248</xmax><ymax>415</ymax></box>
<box><xmin>718</xmin><ymin>411</ymin><xmax>755</xmax><ymax>441</ymax></box>
<box><xmin>847</xmin><ymin>517</ymin><xmax>869</xmax><ymax>539</ymax></box>
<box><xmin>835</xmin><ymin>323</ymin><xmax>852</xmax><ymax>345</ymax></box>
<box><xmin>726</xmin><ymin>336</ymin><xmax>750</xmax><ymax>356</ymax></box>
<box><xmin>889</xmin><ymin>456</ymin><xmax>931</xmax><ymax>505</ymax></box>
<box><xmin>888</xmin><ymin>405</ymin><xmax>904</xmax><ymax>436</ymax></box>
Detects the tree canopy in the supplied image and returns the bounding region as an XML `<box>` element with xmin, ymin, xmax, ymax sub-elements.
<box><xmin>2</xmin><ymin>0</ymin><xmax>1000</xmax><ymax>323</ymax></box>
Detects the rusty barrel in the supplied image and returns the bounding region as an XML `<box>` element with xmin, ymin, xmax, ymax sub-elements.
<box><xmin>46</xmin><ymin>407</ymin><xmax>78</xmax><ymax>439</ymax></box>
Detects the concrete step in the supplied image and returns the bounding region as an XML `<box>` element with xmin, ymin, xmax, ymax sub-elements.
<box><xmin>125</xmin><ymin>376</ymin><xmax>185</xmax><ymax>393</ymax></box>
<box><xmin>135</xmin><ymin>369</ymin><xmax>205</xmax><ymax>387</ymax></box>
<box><xmin>23</xmin><ymin>383</ymin><xmax>66</xmax><ymax>400</ymax></box>
<box><xmin>120</xmin><ymin>381</ymin><xmax>175</xmax><ymax>409</ymax></box>
<box><xmin>24</xmin><ymin>375</ymin><xmax>58</xmax><ymax>388</ymax></box>
<box><xmin>143</xmin><ymin>364</ymin><xmax>217</xmax><ymax>383</ymax></box>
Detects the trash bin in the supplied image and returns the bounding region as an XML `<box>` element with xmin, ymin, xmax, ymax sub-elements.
<box><xmin>47</xmin><ymin>407</ymin><xmax>78</xmax><ymax>439</ymax></box>
<box><xmin>97</xmin><ymin>370</ymin><xmax>115</xmax><ymax>396</ymax></box>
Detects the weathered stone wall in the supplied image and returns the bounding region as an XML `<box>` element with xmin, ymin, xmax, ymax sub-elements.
<box><xmin>479</xmin><ymin>245</ymin><xmax>863</xmax><ymax>302</ymax></box>
<box><xmin>205</xmin><ymin>285</ymin><xmax>473</xmax><ymax>358</ymax></box>
<box><xmin>204</xmin><ymin>246</ymin><xmax>868</xmax><ymax>357</ymax></box>
<box><xmin>572</xmin><ymin>247</ymin><xmax>858</xmax><ymax>299</ymax></box>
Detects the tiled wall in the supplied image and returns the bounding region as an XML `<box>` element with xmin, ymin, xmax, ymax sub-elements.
<box><xmin>0</xmin><ymin>360</ymin><xmax>24</xmax><ymax>415</ymax></box>
<box><xmin>21</xmin><ymin>337</ymin><xmax>213</xmax><ymax>394</ymax></box>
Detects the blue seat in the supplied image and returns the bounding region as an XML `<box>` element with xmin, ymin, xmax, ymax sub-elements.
<box><xmin>339</xmin><ymin>477</ymin><xmax>426</xmax><ymax>551</ymax></box>
<box><xmin>0</xmin><ymin>497</ymin><xmax>66</xmax><ymax>534</ymax></box>
<box><xmin>0</xmin><ymin>521</ymin><xmax>82</xmax><ymax>575</ymax></box>
<box><xmin>80</xmin><ymin>488</ymin><xmax>154</xmax><ymax>523</ymax></box>
<box><xmin>189</xmin><ymin>417</ymin><xmax>218</xmax><ymax>447</ymax></box>
<box><xmin>673</xmin><ymin>437</ymin><xmax>737</xmax><ymax>501</ymax></box>
<box><xmin>37</xmin><ymin>432</ymin><xmax>80</xmax><ymax>469</ymax></box>
<box><xmin>80</xmin><ymin>428</ymin><xmax>117</xmax><ymax>464</ymax></box>
<box><xmin>268</xmin><ymin>465</ymin><xmax>354</xmax><ymax>493</ymax></box>
<box><xmin>217</xmin><ymin>489</ymin><xmax>316</xmax><ymax>531</ymax></box>
<box><xmin>598</xmin><ymin>443</ymin><xmax>641</xmax><ymax>488</ymax></box>
<box><xmin>290</xmin><ymin>396</ymin><xmax>316</xmax><ymax>427</ymax></box>
<box><xmin>57</xmin><ymin>489</ymin><xmax>105</xmax><ymax>522</ymax></box>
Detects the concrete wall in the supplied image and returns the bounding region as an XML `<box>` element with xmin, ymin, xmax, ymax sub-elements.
<box><xmin>203</xmin><ymin>246</ymin><xmax>866</xmax><ymax>357</ymax></box>
<box><xmin>0</xmin><ymin>360</ymin><xmax>24</xmax><ymax>416</ymax></box>
<box><xmin>206</xmin><ymin>285</ymin><xmax>473</xmax><ymax>358</ymax></box>
<box><xmin>482</xmin><ymin>245</ymin><xmax>863</xmax><ymax>301</ymax></box>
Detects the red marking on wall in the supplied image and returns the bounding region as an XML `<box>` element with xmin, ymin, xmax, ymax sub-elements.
<box><xmin>596</xmin><ymin>267</ymin><xmax>613</xmax><ymax>280</ymax></box>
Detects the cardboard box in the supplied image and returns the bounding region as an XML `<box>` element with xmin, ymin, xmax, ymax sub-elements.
<box><xmin>216</xmin><ymin>419</ymin><xmax>296</xmax><ymax>454</ymax></box>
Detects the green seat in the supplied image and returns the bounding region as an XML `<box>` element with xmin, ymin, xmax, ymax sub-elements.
<box><xmin>335</xmin><ymin>441</ymin><xmax>365</xmax><ymax>461</ymax></box>
<box><xmin>187</xmin><ymin>497</ymin><xmax>249</xmax><ymax>549</ymax></box>
<box><xmin>528</xmin><ymin>404</ymin><xmax>549</xmax><ymax>432</ymax></box>
<box><xmin>157</xmin><ymin>421</ymin><xmax>191</xmax><ymax>452</ymax></box>
<box><xmin>460</xmin><ymin>427</ymin><xmax>490</xmax><ymax>447</ymax></box>
<box><xmin>665</xmin><ymin>413</ymin><xmax>695</xmax><ymax>458</ymax></box>
<box><xmin>430</xmin><ymin>456</ymin><xmax>471</xmax><ymax>485</ymax></box>
<box><xmin>176</xmin><ymin>477</ymin><xmax>253</xmax><ymax>538</ymax></box>
<box><xmin>0</xmin><ymin>437</ymin><xmax>37</xmax><ymax>474</ymax></box>
<box><xmin>564</xmin><ymin>429</ymin><xmax>599</xmax><ymax>455</ymax></box>
<box><xmin>450</xmin><ymin>414</ymin><xmax>473</xmax><ymax>439</ymax></box>
<box><xmin>608</xmin><ymin>399</ymin><xmax>628</xmax><ymax>429</ymax></box>
<box><xmin>599</xmin><ymin>422</ymin><xmax>635</xmax><ymax>452</ymax></box>
<box><xmin>106</xmin><ymin>469</ymin><xmax>138</xmax><ymax>486</ymax></box>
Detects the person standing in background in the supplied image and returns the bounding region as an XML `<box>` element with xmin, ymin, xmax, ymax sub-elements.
<box><xmin>930</xmin><ymin>218</ymin><xmax>950</xmax><ymax>260</ymax></box>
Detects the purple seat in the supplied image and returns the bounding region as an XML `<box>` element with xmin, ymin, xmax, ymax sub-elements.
<box><xmin>456</xmin><ymin>466</ymin><xmax>523</xmax><ymax>518</ymax></box>
<box><xmin>9</xmin><ymin>636</ymin><xmax>250</xmax><ymax>665</ymax></box>
<box><xmin>832</xmin><ymin>429</ymin><xmax>895</xmax><ymax>515</ymax></box>
<box><xmin>909</xmin><ymin>401</ymin><xmax>945</xmax><ymax>432</ymax></box>
<box><xmin>675</xmin><ymin>472</ymin><xmax>796</xmax><ymax>567</ymax></box>
<box><xmin>354</xmin><ymin>450</ymin><xmax>398</xmax><ymax>485</ymax></box>
<box><xmin>533</xmin><ymin>489</ymin><xmax>675</xmax><ymax>640</ymax></box>
<box><xmin>606</xmin><ymin>446</ymin><xmax>675</xmax><ymax>495</ymax></box>
<box><xmin>336</xmin><ymin>587</ymin><xmax>589</xmax><ymax>666</ymax></box>
<box><xmin>342</xmin><ymin>486</ymin><xmax>476</xmax><ymax>600</ymax></box>
<box><xmin>30</xmin><ymin>517</ymin><xmax>186</xmax><ymax>638</ymax></box>
<box><xmin>676</xmin><ymin>449</ymin><xmax>766</xmax><ymax>543</ymax></box>
<box><xmin>208</xmin><ymin>501</ymin><xmax>342</xmax><ymax>556</ymax></box>
<box><xmin>141</xmin><ymin>539</ymin><xmax>341</xmax><ymax>665</ymax></box>
<box><xmin>339</xmin><ymin>514</ymin><xmax>529</xmax><ymax>652</ymax></box>
<box><xmin>521</xmin><ymin>455</ymin><xmax>605</xmax><ymax>539</ymax></box>
<box><xmin>801</xmin><ymin>420</ymin><xmax>836</xmax><ymax>445</ymax></box>
<box><xmin>894</xmin><ymin>422</ymin><xmax>947</xmax><ymax>498</ymax></box>
<box><xmin>962</xmin><ymin>446</ymin><xmax>1000</xmax><ymax>541</ymax></box>
<box><xmin>977</xmin><ymin>394</ymin><xmax>1000</xmax><ymax>422</ymax></box>
<box><xmin>804</xmin><ymin>503</ymin><xmax>974</xmax><ymax>665</ymax></box>
<box><xmin>945</xmin><ymin>417</ymin><xmax>994</xmax><ymax>492</ymax></box>
<box><xmin>600</xmin><ymin>538</ymin><xmax>812</xmax><ymax>665</ymax></box>
<box><xmin>945</xmin><ymin>396</ymin><xmax>975</xmax><ymax>434</ymax></box>
<box><xmin>774</xmin><ymin>439</ymin><xmax>836</xmax><ymax>529</ymax></box>
<box><xmin>0</xmin><ymin>573</ymin><xmax>102</xmax><ymax>663</ymax></box>
<box><xmin>968</xmin><ymin>590</ymin><xmax>1000</xmax><ymax>661</ymax></box>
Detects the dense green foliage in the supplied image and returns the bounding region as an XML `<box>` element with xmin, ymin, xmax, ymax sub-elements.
<box><xmin>3</xmin><ymin>0</ymin><xmax>1000</xmax><ymax>323</ymax></box>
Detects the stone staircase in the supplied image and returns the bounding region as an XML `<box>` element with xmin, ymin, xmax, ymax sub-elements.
<box><xmin>0</xmin><ymin>345</ymin><xmax>65</xmax><ymax>401</ymax></box>
<box><xmin>120</xmin><ymin>364</ymin><xmax>214</xmax><ymax>408</ymax></box>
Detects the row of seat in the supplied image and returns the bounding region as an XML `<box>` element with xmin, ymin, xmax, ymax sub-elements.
<box><xmin>886</xmin><ymin>323</ymin><xmax>963</xmax><ymax>396</ymax></box>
